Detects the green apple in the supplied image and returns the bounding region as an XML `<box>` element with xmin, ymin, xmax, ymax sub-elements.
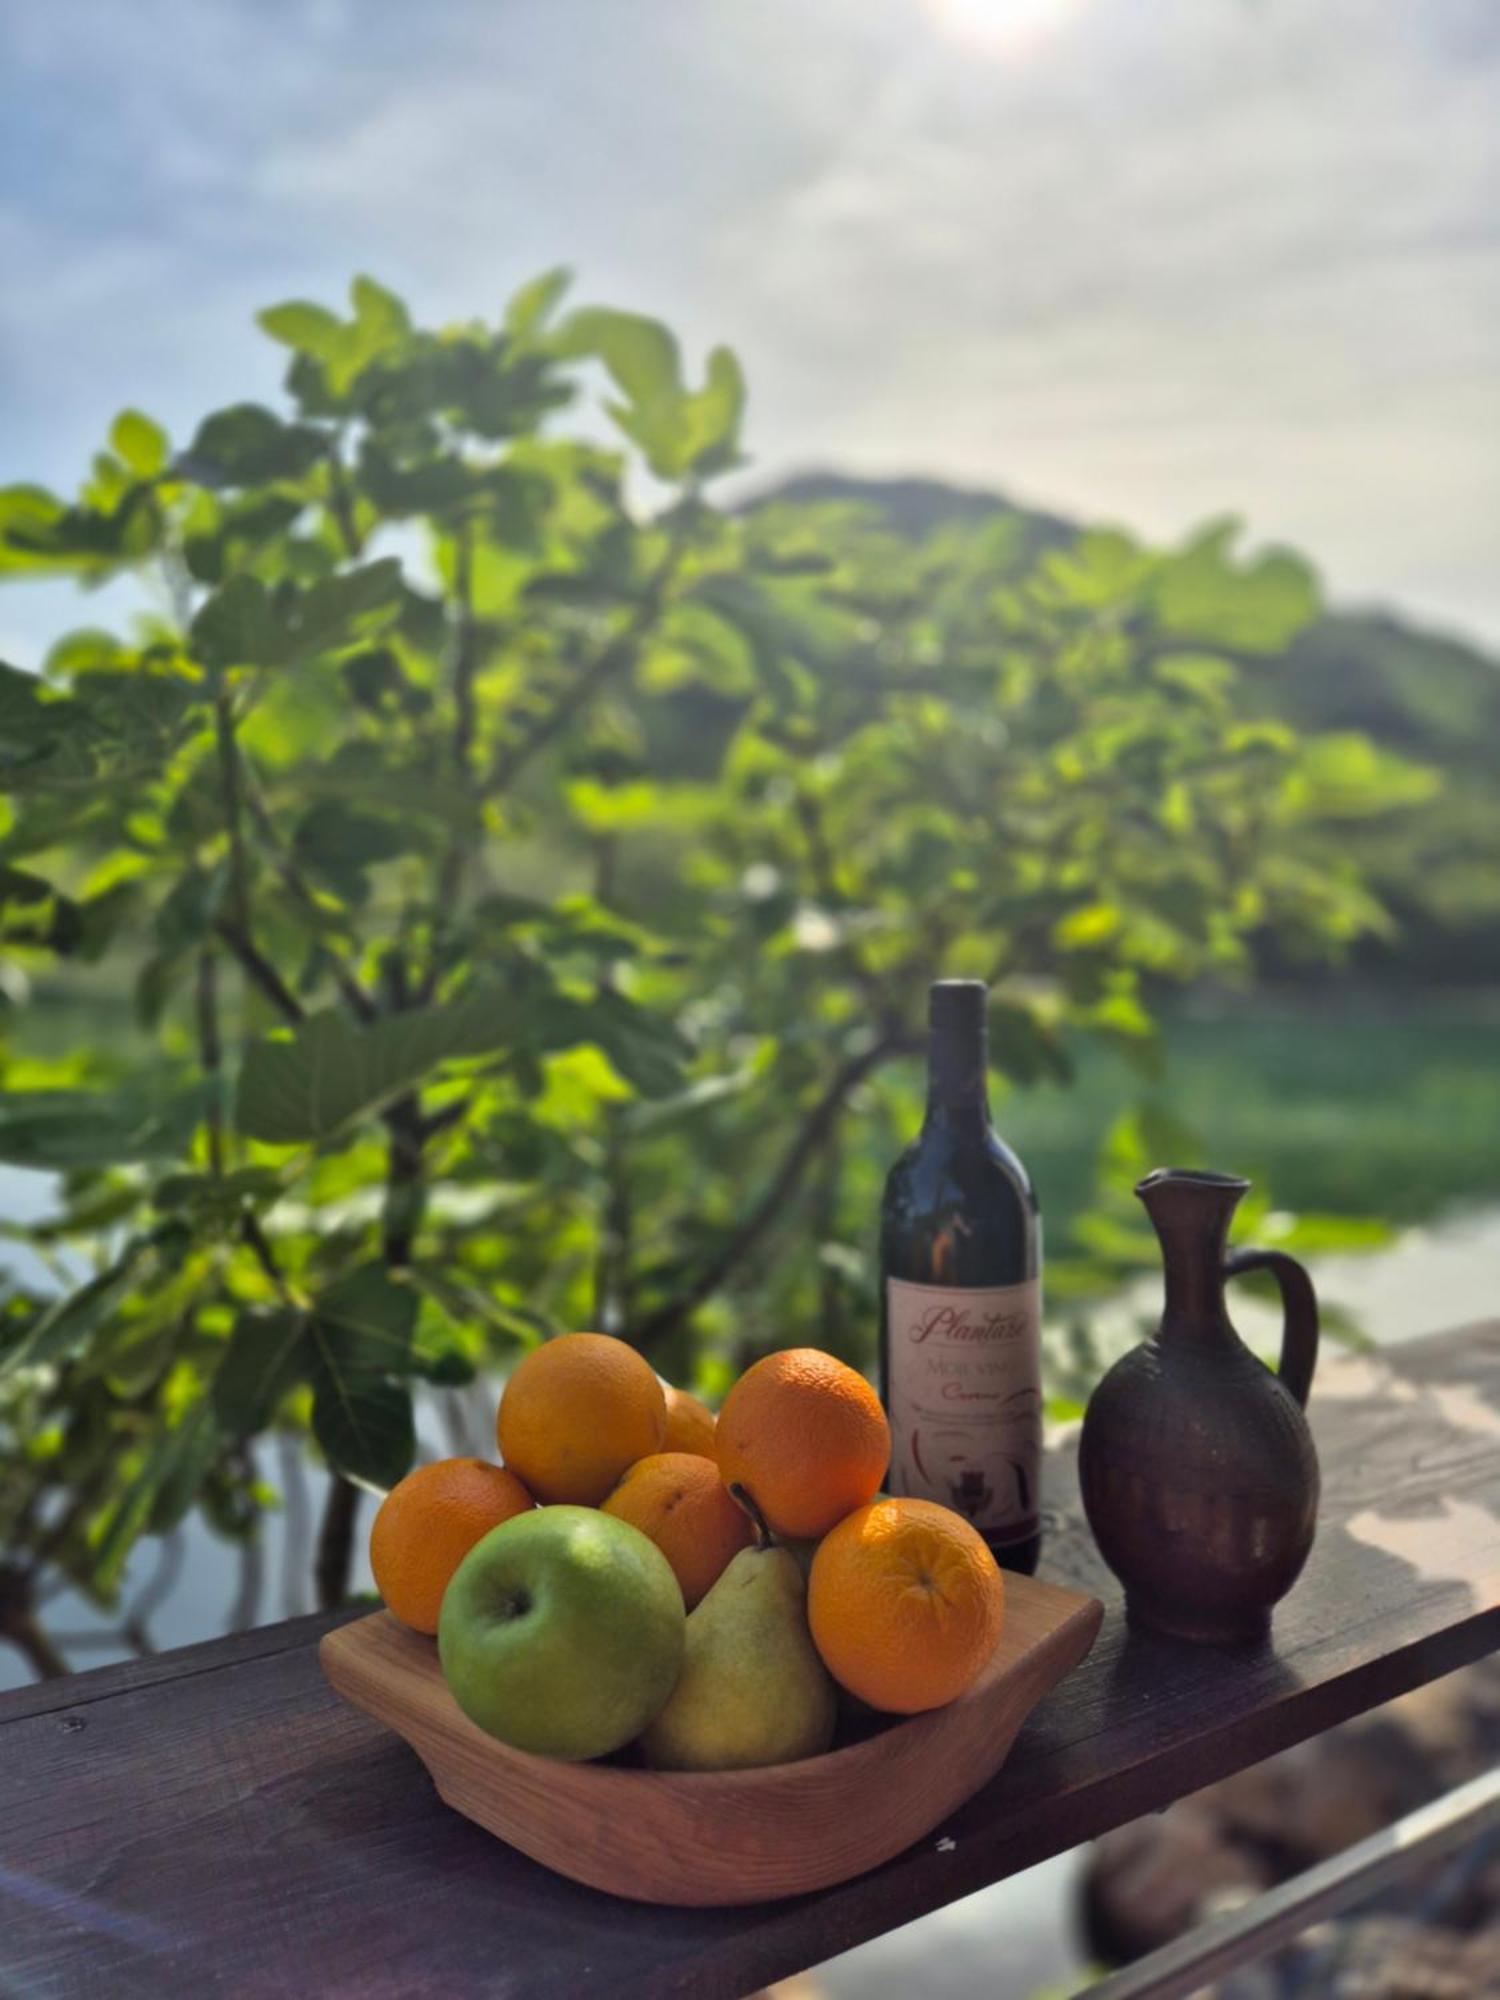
<box><xmin>437</xmin><ymin>1505</ymin><xmax>685</xmax><ymax>1761</ymax></box>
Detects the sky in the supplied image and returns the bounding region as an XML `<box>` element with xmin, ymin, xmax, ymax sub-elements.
<box><xmin>2</xmin><ymin>0</ymin><xmax>1498</xmax><ymax>662</ymax></box>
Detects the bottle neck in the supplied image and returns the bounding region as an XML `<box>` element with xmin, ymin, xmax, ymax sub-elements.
<box><xmin>1136</xmin><ymin>1174</ymin><xmax>1243</xmax><ymax>1342</ymax></box>
<box><xmin>924</xmin><ymin>1020</ymin><xmax>992</xmax><ymax>1136</ymax></box>
<box><xmin>1158</xmin><ymin>1233</ymin><xmax>1230</xmax><ymax>1335</ymax></box>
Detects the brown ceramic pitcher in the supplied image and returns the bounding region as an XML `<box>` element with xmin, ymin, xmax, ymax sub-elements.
<box><xmin>1079</xmin><ymin>1168</ymin><xmax>1320</xmax><ymax>1644</ymax></box>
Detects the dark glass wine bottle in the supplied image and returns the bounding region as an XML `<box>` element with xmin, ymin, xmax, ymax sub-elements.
<box><xmin>879</xmin><ymin>980</ymin><xmax>1043</xmax><ymax>1574</ymax></box>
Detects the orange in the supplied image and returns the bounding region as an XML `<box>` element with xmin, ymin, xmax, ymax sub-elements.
<box><xmin>497</xmin><ymin>1331</ymin><xmax>667</xmax><ymax>1505</ymax></box>
<box><xmin>808</xmin><ymin>1497</ymin><xmax>1004</xmax><ymax>1714</ymax></box>
<box><xmin>716</xmin><ymin>1347</ymin><xmax>890</xmax><ymax>1540</ymax></box>
<box><xmin>662</xmin><ymin>1385</ymin><xmax>717</xmax><ymax>1461</ymax></box>
<box><xmin>369</xmin><ymin>1457</ymin><xmax>534</xmax><ymax>1635</ymax></box>
<box><xmin>601</xmin><ymin>1452</ymin><xmax>755</xmax><ymax>1608</ymax></box>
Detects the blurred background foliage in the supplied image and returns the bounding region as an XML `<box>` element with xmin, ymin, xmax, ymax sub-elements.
<box><xmin>0</xmin><ymin>274</ymin><xmax>1492</xmax><ymax>1674</ymax></box>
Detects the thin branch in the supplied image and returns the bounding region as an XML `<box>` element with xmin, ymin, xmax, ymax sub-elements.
<box><xmin>419</xmin><ymin>1097</ymin><xmax>469</xmax><ymax>1143</ymax></box>
<box><xmin>450</xmin><ymin>523</ymin><xmax>481</xmax><ymax>789</ymax></box>
<box><xmin>195</xmin><ymin>948</ymin><xmax>226</xmax><ymax>1176</ymax></box>
<box><xmin>315</xmin><ymin>1477</ymin><xmax>360</xmax><ymax>1611</ymax></box>
<box><xmin>241</xmin><ymin>1211</ymin><xmax>299</xmax><ymax>1307</ymax></box>
<box><xmin>325</xmin><ymin>433</ymin><xmax>363</xmax><ymax>561</ymax></box>
<box><xmin>491</xmin><ymin>591</ymin><xmax>660</xmax><ymax>793</ymax></box>
<box><xmin>239</xmin><ymin>766</ymin><xmax>379</xmax><ymax>1024</ymax></box>
<box><xmin>213</xmin><ymin>919</ymin><xmax>304</xmax><ymax>1024</ymax></box>
<box><xmin>0</xmin><ymin>1565</ymin><xmax>69</xmax><ymax>1680</ymax></box>
<box><xmin>381</xmin><ymin>1094</ymin><xmax>425</xmax><ymax>1269</ymax></box>
<box><xmin>793</xmin><ymin>788</ymin><xmax>899</xmax><ymax>1031</ymax></box>
<box><xmin>633</xmin><ymin>1033</ymin><xmax>907</xmax><ymax>1353</ymax></box>
<box><xmin>421</xmin><ymin>522</ymin><xmax>484</xmax><ymax>1002</ymax></box>
<box><xmin>213</xmin><ymin>675</ymin><xmax>252</xmax><ymax>938</ymax></box>
<box><xmin>229</xmin><ymin>1528</ymin><xmax>264</xmax><ymax>1634</ymax></box>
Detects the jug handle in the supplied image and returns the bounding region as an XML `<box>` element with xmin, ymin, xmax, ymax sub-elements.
<box><xmin>1224</xmin><ymin>1248</ymin><xmax>1319</xmax><ymax>1407</ymax></box>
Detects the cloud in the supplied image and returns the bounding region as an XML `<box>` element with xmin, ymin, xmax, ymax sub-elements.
<box><xmin>1</xmin><ymin>0</ymin><xmax>1497</xmax><ymax>642</ymax></box>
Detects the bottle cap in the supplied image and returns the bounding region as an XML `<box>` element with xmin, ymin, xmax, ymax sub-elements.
<box><xmin>928</xmin><ymin>979</ymin><xmax>987</xmax><ymax>1033</ymax></box>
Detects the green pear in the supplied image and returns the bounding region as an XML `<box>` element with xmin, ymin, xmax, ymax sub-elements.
<box><xmin>641</xmin><ymin>1502</ymin><xmax>837</xmax><ymax>1772</ymax></box>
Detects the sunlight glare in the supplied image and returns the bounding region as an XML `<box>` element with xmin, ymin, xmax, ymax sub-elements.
<box><xmin>925</xmin><ymin>0</ymin><xmax>1081</xmax><ymax>57</ymax></box>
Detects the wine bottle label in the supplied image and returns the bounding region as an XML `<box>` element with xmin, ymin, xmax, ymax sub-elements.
<box><xmin>885</xmin><ymin>1275</ymin><xmax>1042</xmax><ymax>1543</ymax></box>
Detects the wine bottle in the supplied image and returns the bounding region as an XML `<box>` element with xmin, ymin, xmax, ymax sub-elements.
<box><xmin>879</xmin><ymin>979</ymin><xmax>1042</xmax><ymax>1573</ymax></box>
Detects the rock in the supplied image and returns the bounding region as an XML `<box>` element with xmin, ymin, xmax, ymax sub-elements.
<box><xmin>1083</xmin><ymin>1656</ymin><xmax>1500</xmax><ymax>1983</ymax></box>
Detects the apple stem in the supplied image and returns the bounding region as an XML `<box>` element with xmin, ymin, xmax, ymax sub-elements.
<box><xmin>729</xmin><ymin>1482</ymin><xmax>774</xmax><ymax>1552</ymax></box>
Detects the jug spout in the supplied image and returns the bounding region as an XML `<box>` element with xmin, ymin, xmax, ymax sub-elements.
<box><xmin>1135</xmin><ymin>1167</ymin><xmax>1249</xmax><ymax>1337</ymax></box>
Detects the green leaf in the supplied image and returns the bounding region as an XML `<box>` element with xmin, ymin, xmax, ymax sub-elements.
<box><xmin>315</xmin><ymin>1263</ymin><xmax>419</xmax><ymax>1373</ymax></box>
<box><xmin>290</xmin><ymin>559</ymin><xmax>404</xmax><ymax>655</ymax></box>
<box><xmin>146</xmin><ymin>1404</ymin><xmax>225</xmax><ymax>1533</ymax></box>
<box><xmin>153</xmin><ymin>864</ymin><xmax>227</xmax><ymax>956</ymax></box>
<box><xmin>111</xmin><ymin>410</ymin><xmax>169</xmax><ymax>479</ymax></box>
<box><xmin>92</xmin><ymin>1402</ymin><xmax>218</xmax><ymax>1593</ymax></box>
<box><xmin>154</xmin><ymin>1166</ymin><xmax>284</xmax><ymax>1230</ymax></box>
<box><xmin>553</xmin><ymin>990</ymin><xmax>690</xmax><ymax>1098</ymax></box>
<box><xmin>555</xmin><ymin>306</ymin><xmax>692</xmax><ymax>479</ymax></box>
<box><xmin>184</xmin><ymin>405</ymin><xmax>325</xmax><ymax>488</ymax></box>
<box><xmin>0</xmin><ymin>658</ymin><xmax>66</xmax><ymax>768</ymax></box>
<box><xmin>621</xmin><ymin>1066</ymin><xmax>754</xmax><ymax>1134</ymax></box>
<box><xmin>235</xmin><ymin>991</ymin><xmax>518</xmax><ymax>1146</ymax></box>
<box><xmin>557</xmin><ymin>306</ymin><xmax>681</xmax><ymax>412</ymax></box>
<box><xmin>189</xmin><ymin>574</ymin><xmax>277</xmax><ymax>669</ymax></box>
<box><xmin>1154</xmin><ymin>523</ymin><xmax>1319</xmax><ymax>655</ymax></box>
<box><xmin>409</xmin><ymin>1266</ymin><xmax>551</xmax><ymax>1350</ymax></box>
<box><xmin>680</xmin><ymin>346</ymin><xmax>746</xmax><ymax>476</ymax></box>
<box><xmin>0</xmin><ymin>863</ymin><xmax>81</xmax><ymax>951</ymax></box>
<box><xmin>505</xmin><ymin>266</ymin><xmax>572</xmax><ymax>341</ymax></box>
<box><xmin>257</xmin><ymin>301</ymin><xmax>346</xmax><ymax>362</ymax></box>
<box><xmin>0</xmin><ymin>1252</ymin><xmax>145</xmax><ymax>1375</ymax></box>
<box><xmin>0</xmin><ymin>1077</ymin><xmax>202</xmax><ymax>1170</ymax></box>
<box><xmin>350</xmin><ymin>275</ymin><xmax>410</xmax><ymax>344</ymax></box>
<box><xmin>0</xmin><ymin>482</ymin><xmax>157</xmax><ymax>578</ymax></box>
<box><xmin>308</xmin><ymin>1319</ymin><xmax>414</xmax><ymax>1488</ymax></box>
<box><xmin>291</xmin><ymin>800</ymin><xmax>409</xmax><ymax>903</ymax></box>
<box><xmin>988</xmin><ymin>1001</ymin><xmax>1072</xmax><ymax>1086</ymax></box>
<box><xmin>213</xmin><ymin>1307</ymin><xmax>308</xmax><ymax>1432</ymax></box>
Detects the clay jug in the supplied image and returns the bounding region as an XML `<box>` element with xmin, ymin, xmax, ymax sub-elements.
<box><xmin>1079</xmin><ymin>1168</ymin><xmax>1320</xmax><ymax>1644</ymax></box>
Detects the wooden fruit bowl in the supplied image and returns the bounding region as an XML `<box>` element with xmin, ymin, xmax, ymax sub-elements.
<box><xmin>320</xmin><ymin>1570</ymin><xmax>1102</xmax><ymax>1906</ymax></box>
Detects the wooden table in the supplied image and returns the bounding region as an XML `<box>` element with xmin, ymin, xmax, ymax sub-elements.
<box><xmin>4</xmin><ymin>1324</ymin><xmax>1498</xmax><ymax>2000</ymax></box>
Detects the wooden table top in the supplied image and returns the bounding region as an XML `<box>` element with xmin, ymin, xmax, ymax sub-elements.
<box><xmin>4</xmin><ymin>1323</ymin><xmax>1497</xmax><ymax>2000</ymax></box>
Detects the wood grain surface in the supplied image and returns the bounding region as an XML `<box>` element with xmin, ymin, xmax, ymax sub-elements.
<box><xmin>1</xmin><ymin>1322</ymin><xmax>1497</xmax><ymax>2000</ymax></box>
<box><xmin>319</xmin><ymin>1575</ymin><xmax>1103</xmax><ymax>1905</ymax></box>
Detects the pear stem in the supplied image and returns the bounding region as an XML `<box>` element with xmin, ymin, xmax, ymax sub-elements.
<box><xmin>729</xmin><ymin>1482</ymin><xmax>774</xmax><ymax>1552</ymax></box>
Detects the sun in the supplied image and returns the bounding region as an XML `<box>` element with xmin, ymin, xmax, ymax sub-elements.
<box><xmin>925</xmin><ymin>0</ymin><xmax>1081</xmax><ymax>56</ymax></box>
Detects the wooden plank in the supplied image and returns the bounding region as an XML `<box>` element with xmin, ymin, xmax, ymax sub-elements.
<box><xmin>0</xmin><ymin>1604</ymin><xmax>360</xmax><ymax>1727</ymax></box>
<box><xmin>1</xmin><ymin>1325</ymin><xmax>1496</xmax><ymax>2000</ymax></box>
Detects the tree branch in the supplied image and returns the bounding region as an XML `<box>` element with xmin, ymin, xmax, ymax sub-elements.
<box><xmin>241</xmin><ymin>1210</ymin><xmax>298</xmax><ymax>1307</ymax></box>
<box><xmin>793</xmin><ymin>788</ymin><xmax>899</xmax><ymax>1031</ymax></box>
<box><xmin>213</xmin><ymin>918</ymin><xmax>304</xmax><ymax>1024</ymax></box>
<box><xmin>213</xmin><ymin>674</ymin><xmax>252</xmax><ymax>938</ymax></box>
<box><xmin>195</xmin><ymin>947</ymin><xmax>226</xmax><ymax>1176</ymax></box>
<box><xmin>381</xmin><ymin>1094</ymin><xmax>425</xmax><ymax>1269</ymax></box>
<box><xmin>315</xmin><ymin>1477</ymin><xmax>360</xmax><ymax>1612</ymax></box>
<box><xmin>488</xmin><ymin>527</ymin><xmax>689</xmax><ymax>798</ymax></box>
<box><xmin>492</xmin><ymin>600</ymin><xmax>654</xmax><ymax>793</ymax></box>
<box><xmin>418</xmin><ymin>522</ymin><xmax>485</xmax><ymax>1005</ymax></box>
<box><xmin>325</xmin><ymin>433</ymin><xmax>363</xmax><ymax>561</ymax></box>
<box><xmin>239</xmin><ymin>765</ymin><xmax>379</xmax><ymax>1024</ymax></box>
<box><xmin>632</xmin><ymin>1033</ymin><xmax>908</xmax><ymax>1353</ymax></box>
<box><xmin>0</xmin><ymin>1564</ymin><xmax>69</xmax><ymax>1680</ymax></box>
